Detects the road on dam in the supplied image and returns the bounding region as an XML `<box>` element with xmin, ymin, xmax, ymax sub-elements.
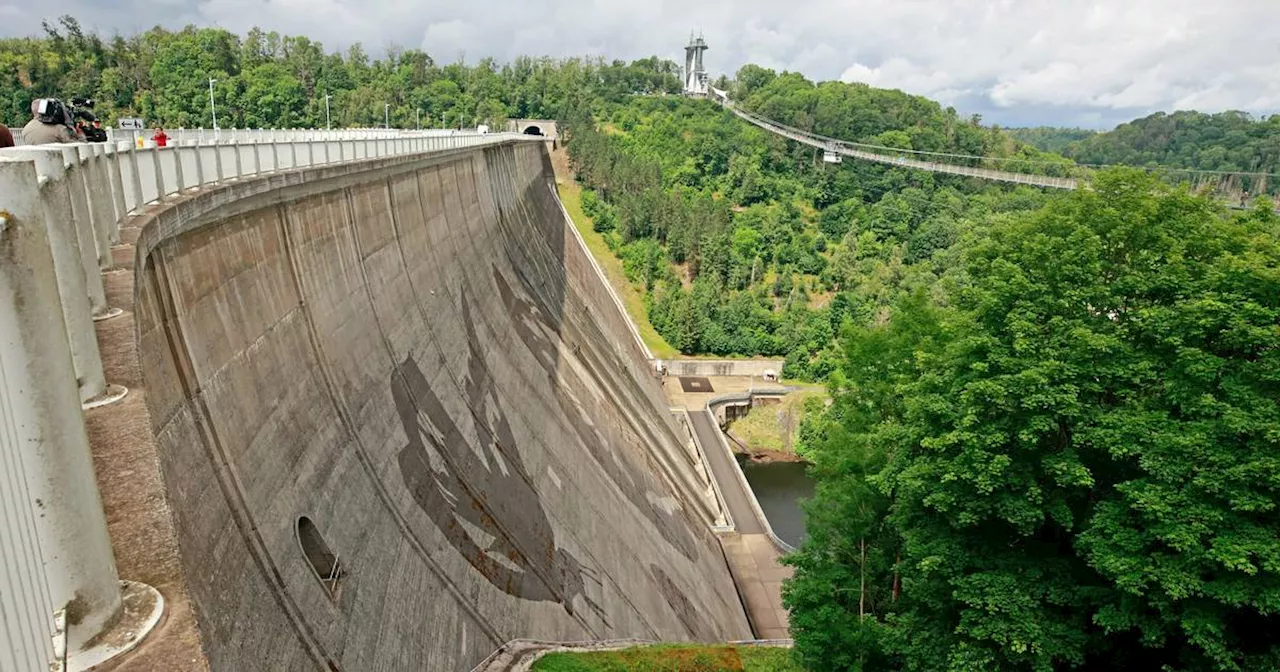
<box><xmin>118</xmin><ymin>140</ymin><xmax>751</xmax><ymax>670</ymax></box>
<box><xmin>686</xmin><ymin>404</ymin><xmax>792</xmax><ymax>639</ymax></box>
<box><xmin>689</xmin><ymin>409</ymin><xmax>762</xmax><ymax>535</ymax></box>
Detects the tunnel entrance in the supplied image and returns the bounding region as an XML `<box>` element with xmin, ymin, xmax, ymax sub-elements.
<box><xmin>523</xmin><ymin>126</ymin><xmax>544</xmax><ymax>136</ymax></box>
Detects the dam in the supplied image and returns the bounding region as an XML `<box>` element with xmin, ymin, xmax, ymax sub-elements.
<box><xmin>0</xmin><ymin>133</ymin><xmax>752</xmax><ymax>671</ymax></box>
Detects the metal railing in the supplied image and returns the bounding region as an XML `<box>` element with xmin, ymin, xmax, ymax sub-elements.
<box><xmin>721</xmin><ymin>101</ymin><xmax>1080</xmax><ymax>190</ymax></box>
<box><xmin>0</xmin><ymin>128</ymin><xmax>535</xmax><ymax>672</ymax></box>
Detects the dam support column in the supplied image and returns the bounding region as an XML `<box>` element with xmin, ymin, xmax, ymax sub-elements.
<box><xmin>4</xmin><ymin>147</ymin><xmax>127</xmax><ymax>408</ymax></box>
<box><xmin>0</xmin><ymin>158</ymin><xmax>162</xmax><ymax>669</ymax></box>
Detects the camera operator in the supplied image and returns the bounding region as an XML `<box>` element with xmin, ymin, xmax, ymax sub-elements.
<box><xmin>22</xmin><ymin>98</ymin><xmax>77</xmax><ymax>145</ymax></box>
<box><xmin>68</xmin><ymin>97</ymin><xmax>107</xmax><ymax>142</ymax></box>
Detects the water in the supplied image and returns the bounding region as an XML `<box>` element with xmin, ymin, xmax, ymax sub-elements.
<box><xmin>737</xmin><ymin>459</ymin><xmax>815</xmax><ymax>548</ymax></box>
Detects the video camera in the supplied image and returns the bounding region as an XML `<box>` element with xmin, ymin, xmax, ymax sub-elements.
<box><xmin>67</xmin><ymin>97</ymin><xmax>107</xmax><ymax>142</ymax></box>
<box><xmin>35</xmin><ymin>97</ymin><xmax>106</xmax><ymax>142</ymax></box>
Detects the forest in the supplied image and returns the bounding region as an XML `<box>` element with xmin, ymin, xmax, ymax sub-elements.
<box><xmin>563</xmin><ymin>76</ymin><xmax>1066</xmax><ymax>379</ymax></box>
<box><xmin>1005</xmin><ymin>126</ymin><xmax>1096</xmax><ymax>154</ymax></box>
<box><xmin>1012</xmin><ymin>112</ymin><xmax>1280</xmax><ymax>197</ymax></box>
<box><xmin>786</xmin><ymin>174</ymin><xmax>1280</xmax><ymax>671</ymax></box>
<box><xmin>6</xmin><ymin>17</ymin><xmax>1280</xmax><ymax>671</ymax></box>
<box><xmin>0</xmin><ymin>15</ymin><xmax>681</xmax><ymax>130</ymax></box>
<box><xmin>1066</xmin><ymin>110</ymin><xmax>1280</xmax><ymax>177</ymax></box>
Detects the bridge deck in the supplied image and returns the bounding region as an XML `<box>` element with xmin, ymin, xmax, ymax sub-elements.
<box><xmin>724</xmin><ymin>103</ymin><xmax>1078</xmax><ymax>190</ymax></box>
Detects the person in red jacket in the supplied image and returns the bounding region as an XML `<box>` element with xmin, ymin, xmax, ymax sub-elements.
<box><xmin>152</xmin><ymin>127</ymin><xmax>168</xmax><ymax>147</ymax></box>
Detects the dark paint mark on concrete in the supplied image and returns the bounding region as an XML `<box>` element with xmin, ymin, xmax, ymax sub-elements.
<box><xmin>492</xmin><ymin>265</ymin><xmax>701</xmax><ymax>562</ymax></box>
<box><xmin>394</xmin><ymin>289</ymin><xmax>604</xmax><ymax>622</ymax></box>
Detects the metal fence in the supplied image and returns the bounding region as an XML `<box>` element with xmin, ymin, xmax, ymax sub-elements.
<box><xmin>0</xmin><ymin>128</ymin><xmax>534</xmax><ymax>672</ymax></box>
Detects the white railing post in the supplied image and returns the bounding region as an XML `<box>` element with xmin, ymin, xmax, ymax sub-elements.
<box><xmin>150</xmin><ymin>147</ymin><xmax>165</xmax><ymax>203</ymax></box>
<box><xmin>213</xmin><ymin>137</ymin><xmax>225</xmax><ymax>182</ymax></box>
<box><xmin>128</xmin><ymin>141</ymin><xmax>144</xmax><ymax>215</ymax></box>
<box><xmin>105</xmin><ymin>144</ymin><xmax>128</xmax><ymax>240</ymax></box>
<box><xmin>57</xmin><ymin>147</ymin><xmax>113</xmax><ymax>277</ymax></box>
<box><xmin>63</xmin><ymin>146</ymin><xmax>120</xmax><ymax>320</ymax></box>
<box><xmin>86</xmin><ymin>144</ymin><xmax>122</xmax><ymax>247</ymax></box>
<box><xmin>194</xmin><ymin>141</ymin><xmax>206</xmax><ymax>187</ymax></box>
<box><xmin>2</xmin><ymin>148</ymin><xmax>118</xmax><ymax>406</ymax></box>
<box><xmin>70</xmin><ymin>145</ymin><xmax>120</xmax><ymax>274</ymax></box>
<box><xmin>172</xmin><ymin>146</ymin><xmax>186</xmax><ymax>194</ymax></box>
<box><xmin>0</xmin><ymin>157</ymin><xmax>124</xmax><ymax>653</ymax></box>
<box><xmin>233</xmin><ymin>134</ymin><xmax>244</xmax><ymax>178</ymax></box>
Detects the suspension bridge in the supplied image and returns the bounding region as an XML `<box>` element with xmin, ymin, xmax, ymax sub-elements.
<box><xmin>705</xmin><ymin>87</ymin><xmax>1274</xmax><ymax>207</ymax></box>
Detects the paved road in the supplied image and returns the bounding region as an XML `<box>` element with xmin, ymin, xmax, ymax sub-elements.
<box><xmin>689</xmin><ymin>408</ymin><xmax>761</xmax><ymax>534</ymax></box>
<box><xmin>687</xmin><ymin>407</ymin><xmax>792</xmax><ymax>639</ymax></box>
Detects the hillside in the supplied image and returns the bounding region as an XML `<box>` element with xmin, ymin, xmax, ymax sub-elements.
<box><xmin>1064</xmin><ymin>110</ymin><xmax>1280</xmax><ymax>178</ymax></box>
<box><xmin>1005</xmin><ymin>126</ymin><xmax>1097</xmax><ymax>153</ymax></box>
<box><xmin>564</xmin><ymin>73</ymin><xmax>1062</xmax><ymax>379</ymax></box>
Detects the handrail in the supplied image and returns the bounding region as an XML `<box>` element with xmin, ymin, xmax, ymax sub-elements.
<box><xmin>718</xmin><ymin>98</ymin><xmax>1078</xmax><ymax>190</ymax></box>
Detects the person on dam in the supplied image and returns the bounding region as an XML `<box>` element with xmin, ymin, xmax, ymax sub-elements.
<box><xmin>22</xmin><ymin>99</ymin><xmax>77</xmax><ymax>145</ymax></box>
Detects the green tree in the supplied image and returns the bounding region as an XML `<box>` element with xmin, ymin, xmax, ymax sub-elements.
<box><xmin>791</xmin><ymin>169</ymin><xmax>1280</xmax><ymax>670</ymax></box>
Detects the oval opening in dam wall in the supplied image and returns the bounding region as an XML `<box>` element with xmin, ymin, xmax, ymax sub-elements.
<box><xmin>297</xmin><ymin>516</ymin><xmax>344</xmax><ymax>598</ymax></box>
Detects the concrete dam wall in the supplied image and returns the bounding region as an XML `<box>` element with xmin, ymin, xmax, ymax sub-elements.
<box><xmin>133</xmin><ymin>141</ymin><xmax>750</xmax><ymax>670</ymax></box>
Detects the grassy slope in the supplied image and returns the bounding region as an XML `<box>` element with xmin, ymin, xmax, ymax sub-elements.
<box><xmin>532</xmin><ymin>644</ymin><xmax>803</xmax><ymax>672</ymax></box>
<box><xmin>550</xmin><ymin>147</ymin><xmax>680</xmax><ymax>359</ymax></box>
<box><xmin>727</xmin><ymin>390</ymin><xmax>827</xmax><ymax>455</ymax></box>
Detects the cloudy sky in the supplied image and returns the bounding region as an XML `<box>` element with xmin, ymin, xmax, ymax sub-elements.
<box><xmin>3</xmin><ymin>0</ymin><xmax>1278</xmax><ymax>128</ymax></box>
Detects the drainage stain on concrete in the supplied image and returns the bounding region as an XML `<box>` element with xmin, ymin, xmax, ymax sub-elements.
<box><xmin>393</xmin><ymin>290</ymin><xmax>604</xmax><ymax>623</ymax></box>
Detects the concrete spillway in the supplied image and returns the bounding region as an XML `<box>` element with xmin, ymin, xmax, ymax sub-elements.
<box><xmin>133</xmin><ymin>141</ymin><xmax>750</xmax><ymax>670</ymax></box>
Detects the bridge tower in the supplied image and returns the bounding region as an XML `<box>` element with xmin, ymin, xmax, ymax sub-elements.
<box><xmin>683</xmin><ymin>32</ymin><xmax>709</xmax><ymax>96</ymax></box>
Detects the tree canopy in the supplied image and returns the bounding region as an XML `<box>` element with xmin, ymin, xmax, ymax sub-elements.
<box><xmin>787</xmin><ymin>169</ymin><xmax>1280</xmax><ymax>671</ymax></box>
<box><xmin>0</xmin><ymin>15</ymin><xmax>681</xmax><ymax>130</ymax></box>
<box><xmin>1016</xmin><ymin>112</ymin><xmax>1280</xmax><ymax>197</ymax></box>
<box><xmin>562</xmin><ymin>85</ymin><xmax>1058</xmax><ymax>379</ymax></box>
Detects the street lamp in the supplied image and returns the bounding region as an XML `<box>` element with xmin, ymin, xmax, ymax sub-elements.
<box><xmin>416</xmin><ymin>108</ymin><xmax>421</xmax><ymax>130</ymax></box>
<box><xmin>208</xmin><ymin>77</ymin><xmax>218</xmax><ymax>132</ymax></box>
<box><xmin>384</xmin><ymin>103</ymin><xmax>390</xmax><ymax>130</ymax></box>
<box><xmin>324</xmin><ymin>94</ymin><xmax>332</xmax><ymax>130</ymax></box>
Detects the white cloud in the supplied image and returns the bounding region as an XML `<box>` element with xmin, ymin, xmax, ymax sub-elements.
<box><xmin>3</xmin><ymin>0</ymin><xmax>1278</xmax><ymax>127</ymax></box>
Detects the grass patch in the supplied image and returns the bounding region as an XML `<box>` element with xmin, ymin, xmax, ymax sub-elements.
<box><xmin>727</xmin><ymin>390</ymin><xmax>827</xmax><ymax>455</ymax></box>
<box><xmin>552</xmin><ymin>148</ymin><xmax>679</xmax><ymax>359</ymax></box>
<box><xmin>532</xmin><ymin>644</ymin><xmax>803</xmax><ymax>672</ymax></box>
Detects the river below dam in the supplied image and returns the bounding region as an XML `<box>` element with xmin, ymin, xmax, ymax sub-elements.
<box><xmin>736</xmin><ymin>458</ymin><xmax>815</xmax><ymax>548</ymax></box>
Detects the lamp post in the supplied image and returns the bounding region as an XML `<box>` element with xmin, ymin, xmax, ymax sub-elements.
<box><xmin>384</xmin><ymin>103</ymin><xmax>390</xmax><ymax>130</ymax></box>
<box><xmin>324</xmin><ymin>94</ymin><xmax>332</xmax><ymax>130</ymax></box>
<box><xmin>208</xmin><ymin>77</ymin><xmax>218</xmax><ymax>132</ymax></box>
<box><xmin>416</xmin><ymin>108</ymin><xmax>421</xmax><ymax>130</ymax></box>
